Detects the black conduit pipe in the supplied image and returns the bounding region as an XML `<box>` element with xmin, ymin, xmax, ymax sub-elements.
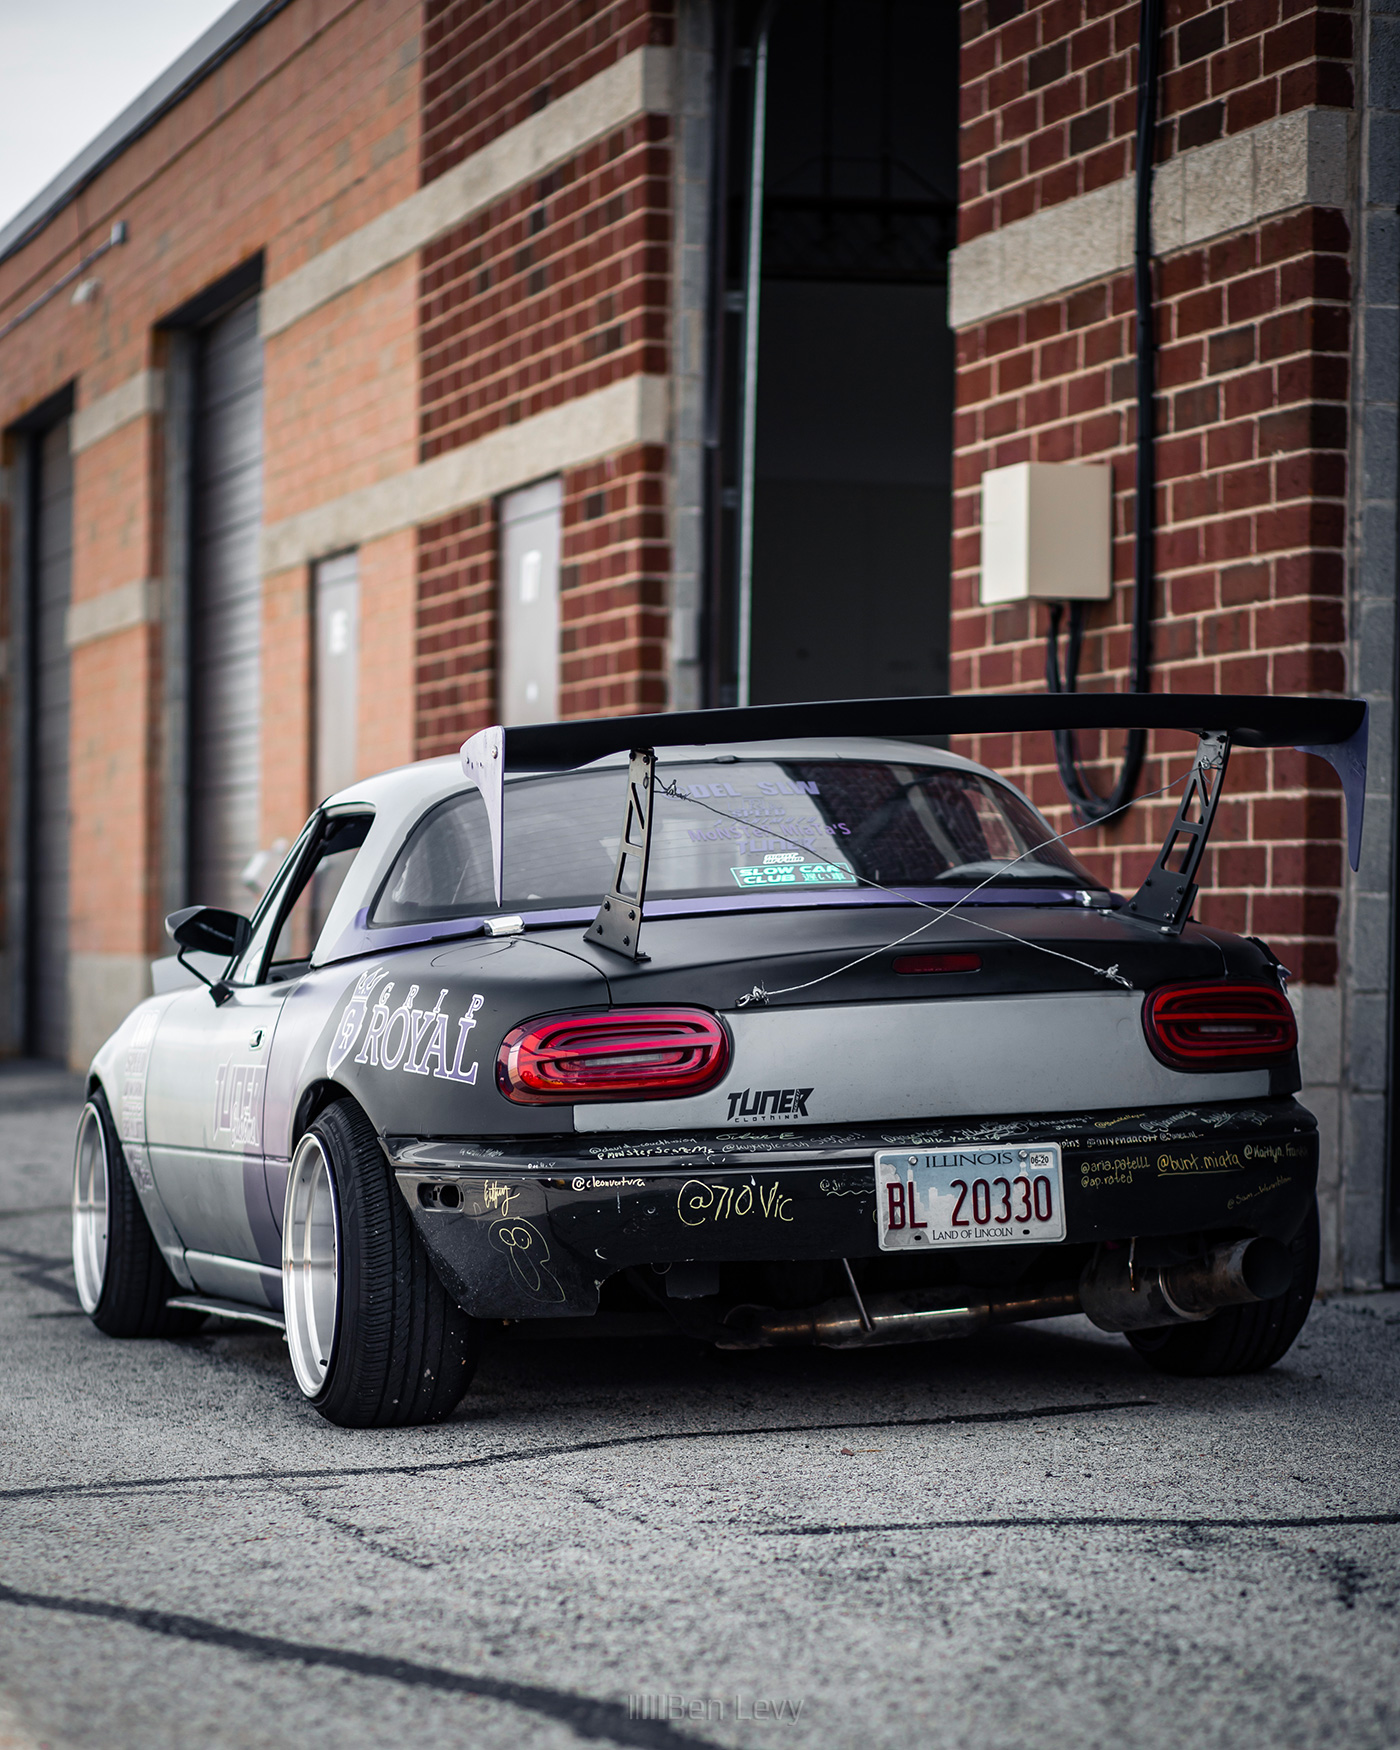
<box><xmin>1046</xmin><ymin>0</ymin><xmax>1163</xmax><ymax>823</ymax></box>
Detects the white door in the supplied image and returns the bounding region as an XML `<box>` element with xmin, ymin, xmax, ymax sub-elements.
<box><xmin>499</xmin><ymin>476</ymin><xmax>561</xmax><ymax>723</ymax></box>
<box><xmin>314</xmin><ymin>550</ymin><xmax>359</xmax><ymax>800</ymax></box>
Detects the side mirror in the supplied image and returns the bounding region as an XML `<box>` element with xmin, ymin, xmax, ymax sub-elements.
<box><xmin>164</xmin><ymin>906</ymin><xmax>251</xmax><ymax>1003</ymax></box>
<box><xmin>165</xmin><ymin>906</ymin><xmax>252</xmax><ymax>958</ymax></box>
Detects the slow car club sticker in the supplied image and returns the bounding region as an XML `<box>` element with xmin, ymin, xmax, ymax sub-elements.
<box><xmin>327</xmin><ymin>962</ymin><xmax>483</xmax><ymax>1084</ymax></box>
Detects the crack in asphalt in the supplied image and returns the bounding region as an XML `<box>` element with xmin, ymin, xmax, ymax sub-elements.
<box><xmin>281</xmin><ymin>1485</ymin><xmax>440</xmax><ymax>1573</ymax></box>
<box><xmin>755</xmin><ymin>1513</ymin><xmax>1400</xmax><ymax>1536</ymax></box>
<box><xmin>0</xmin><ymin>1244</ymin><xmax>79</xmax><ymax>1304</ymax></box>
<box><xmin>0</xmin><ymin>1581</ymin><xmax>713</xmax><ymax>1748</ymax></box>
<box><xmin>0</xmin><ymin>1400</ymin><xmax>1153</xmax><ymax>1504</ymax></box>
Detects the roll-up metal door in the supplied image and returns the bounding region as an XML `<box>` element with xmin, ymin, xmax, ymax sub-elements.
<box><xmin>190</xmin><ymin>297</ymin><xmax>264</xmax><ymax>913</ymax></box>
<box><xmin>28</xmin><ymin>419</ymin><xmax>73</xmax><ymax>1060</ymax></box>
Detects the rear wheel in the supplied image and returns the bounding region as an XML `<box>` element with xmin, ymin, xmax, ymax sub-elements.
<box><xmin>72</xmin><ymin>1092</ymin><xmax>204</xmax><ymax>1338</ymax></box>
<box><xmin>282</xmin><ymin>1099</ymin><xmax>480</xmax><ymax>1427</ymax></box>
<box><xmin>1126</xmin><ymin>1200</ymin><xmax>1320</xmax><ymax>1376</ymax></box>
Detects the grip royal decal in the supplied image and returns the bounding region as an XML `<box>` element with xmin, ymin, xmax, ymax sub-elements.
<box><xmin>326</xmin><ymin>963</ymin><xmax>387</xmax><ymax>1074</ymax></box>
<box><xmin>327</xmin><ymin>963</ymin><xmax>484</xmax><ymax>1085</ymax></box>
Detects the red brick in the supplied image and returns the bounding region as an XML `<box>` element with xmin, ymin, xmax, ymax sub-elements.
<box><xmin>1279</xmin><ymin>251</ymin><xmax>1351</xmax><ymax>304</ymax></box>
<box><xmin>1171</xmin><ymin>470</ymin><xmax>1220</xmax><ymax>520</ymax></box>
<box><xmin>1158</xmin><ymin>338</ymin><xmax>1206</xmax><ymax>388</ymax></box>
<box><xmin>1026</xmin><ymin>301</ymin><xmax>1066</xmax><ymax>342</ymax></box>
<box><xmin>1172</xmin><ymin>382</ymin><xmax>1222</xmax><ymax>430</ymax></box>
<box><xmin>1066</xmin><ymin>284</ymin><xmax>1109</xmax><ymax>329</ymax></box>
<box><xmin>1169</xmin><ymin>570</ymin><xmax>1219</xmax><ymax>616</ymax></box>
<box><xmin>1158</xmin><ymin>250</ymin><xmax>1208</xmax><ymax>299</ymax></box>
<box><xmin>1225</xmin><ymin>79</ymin><xmax>1280</xmax><ymax>134</ymax></box>
<box><xmin>1222</xmin><ymin>366</ymin><xmax>1277</xmax><ymax>418</ymax></box>
<box><xmin>1281</xmin><ymin>60</ymin><xmax>1354</xmax><ymax>110</ymax></box>
<box><xmin>987</xmin><ymin>144</ymin><xmax>1025</xmax><ymax>189</ymax></box>
<box><xmin>984</xmin><ymin>312</ymin><xmax>1025</xmax><ymax>356</ymax></box>
<box><xmin>1259</xmin><ymin>402</ymin><xmax>1347</xmax><ymax>454</ymax></box>
<box><xmin>1037</xmin><ymin>333</ymin><xmax>1079</xmax><ymax>379</ymax></box>
<box><xmin>1208</xmin><ymin>325</ymin><xmax>1257</xmax><ymax>373</ymax></box>
<box><xmin>1174</xmin><ymin>287</ymin><xmax>1226</xmax><ymax>338</ymax></box>
<box><xmin>1028</xmin><ymin>123</ymin><xmax>1070</xmax><ymax>173</ymax></box>
<box><xmin>1083</xmin><ymin>317</ymin><xmax>1129</xmax><ymax>365</ymax></box>
<box><xmin>998</xmin><ymin>349</ymin><xmax>1036</xmax><ymax>393</ymax></box>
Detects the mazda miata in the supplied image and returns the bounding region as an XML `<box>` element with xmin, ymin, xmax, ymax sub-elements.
<box><xmin>70</xmin><ymin>693</ymin><xmax>1366</xmax><ymax>1426</ymax></box>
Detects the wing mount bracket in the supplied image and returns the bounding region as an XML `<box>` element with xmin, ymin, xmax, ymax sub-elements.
<box><xmin>1124</xmin><ymin>729</ymin><xmax>1231</xmax><ymax>935</ymax></box>
<box><xmin>587</xmin><ymin>747</ymin><xmax>657</xmax><ymax>961</ymax></box>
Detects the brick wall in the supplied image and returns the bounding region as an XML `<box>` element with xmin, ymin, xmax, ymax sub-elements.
<box><xmin>415</xmin><ymin>0</ymin><xmax>675</xmax><ymax>734</ymax></box>
<box><xmin>959</xmin><ymin>0</ymin><xmax>1353</xmax><ymax>246</ymax></box>
<box><xmin>421</xmin><ymin>0</ymin><xmax>673</xmax><ymax>186</ymax></box>
<box><xmin>418</xmin><ymin>115</ymin><xmax>670</xmax><ymax>458</ymax></box>
<box><xmin>0</xmin><ymin>0</ymin><xmax>423</xmax><ymax>1060</ymax></box>
<box><xmin>417</xmin><ymin>501</ymin><xmax>498</xmax><ymax>760</ymax></box>
<box><xmin>954</xmin><ymin>0</ymin><xmax>1353</xmax><ymax>986</ymax></box>
<box><xmin>415</xmin><ymin>439</ymin><xmax>669</xmax><ymax>757</ymax></box>
<box><xmin>560</xmin><ymin>441</ymin><xmax>668</xmax><ymax>718</ymax></box>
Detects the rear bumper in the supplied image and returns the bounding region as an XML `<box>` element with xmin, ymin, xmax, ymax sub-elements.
<box><xmin>389</xmin><ymin>1097</ymin><xmax>1318</xmax><ymax>1320</ymax></box>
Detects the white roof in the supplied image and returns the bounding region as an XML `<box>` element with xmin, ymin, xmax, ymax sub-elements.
<box><xmin>308</xmin><ymin>735</ymin><xmax>1026</xmax><ymax>966</ymax></box>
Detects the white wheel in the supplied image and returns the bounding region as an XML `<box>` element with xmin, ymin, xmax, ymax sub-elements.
<box><xmin>72</xmin><ymin>1102</ymin><xmax>110</xmax><ymax>1314</ymax></box>
<box><xmin>283</xmin><ymin>1132</ymin><xmax>342</xmax><ymax>1397</ymax></box>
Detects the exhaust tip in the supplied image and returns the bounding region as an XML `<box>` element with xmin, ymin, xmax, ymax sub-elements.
<box><xmin>1239</xmin><ymin>1236</ymin><xmax>1292</xmax><ymax>1302</ymax></box>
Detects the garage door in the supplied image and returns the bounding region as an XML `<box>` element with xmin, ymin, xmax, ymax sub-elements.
<box><xmin>28</xmin><ymin>418</ymin><xmax>73</xmax><ymax>1060</ymax></box>
<box><xmin>189</xmin><ymin>297</ymin><xmax>264</xmax><ymax>914</ymax></box>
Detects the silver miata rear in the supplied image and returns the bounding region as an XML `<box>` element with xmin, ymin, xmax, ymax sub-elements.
<box><xmin>71</xmin><ymin>694</ymin><xmax>1367</xmax><ymax>1425</ymax></box>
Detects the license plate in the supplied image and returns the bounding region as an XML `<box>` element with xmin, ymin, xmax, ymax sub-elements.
<box><xmin>874</xmin><ymin>1145</ymin><xmax>1067</xmax><ymax>1250</ymax></box>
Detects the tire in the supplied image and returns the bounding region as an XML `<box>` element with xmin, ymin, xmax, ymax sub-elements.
<box><xmin>1126</xmin><ymin>1200</ymin><xmax>1320</xmax><ymax>1377</ymax></box>
<box><xmin>72</xmin><ymin>1090</ymin><xmax>206</xmax><ymax>1338</ymax></box>
<box><xmin>282</xmin><ymin>1098</ymin><xmax>480</xmax><ymax>1428</ymax></box>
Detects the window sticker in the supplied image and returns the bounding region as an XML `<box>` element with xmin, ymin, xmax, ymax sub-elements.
<box><xmin>729</xmin><ymin>858</ymin><xmax>857</xmax><ymax>889</ymax></box>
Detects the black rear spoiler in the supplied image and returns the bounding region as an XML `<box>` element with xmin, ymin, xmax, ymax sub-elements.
<box><xmin>461</xmin><ymin>693</ymin><xmax>1368</xmax><ymax>954</ymax></box>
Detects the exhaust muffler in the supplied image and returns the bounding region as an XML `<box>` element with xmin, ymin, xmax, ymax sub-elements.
<box><xmin>716</xmin><ymin>1283</ymin><xmax>1080</xmax><ymax>1350</ymax></box>
<box><xmin>1077</xmin><ymin>1236</ymin><xmax>1292</xmax><ymax>1333</ymax></box>
<box><xmin>712</xmin><ymin>1236</ymin><xmax>1290</xmax><ymax>1350</ymax></box>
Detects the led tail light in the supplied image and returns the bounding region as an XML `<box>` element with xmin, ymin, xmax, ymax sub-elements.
<box><xmin>497</xmin><ymin>1007</ymin><xmax>730</xmax><ymax>1104</ymax></box>
<box><xmin>893</xmin><ymin>952</ymin><xmax>982</xmax><ymax>975</ymax></box>
<box><xmin>1142</xmin><ymin>981</ymin><xmax>1297</xmax><ymax>1071</ymax></box>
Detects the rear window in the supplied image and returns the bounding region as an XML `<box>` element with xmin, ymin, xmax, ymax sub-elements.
<box><xmin>371</xmin><ymin>759</ymin><xmax>1103</xmax><ymax>927</ymax></box>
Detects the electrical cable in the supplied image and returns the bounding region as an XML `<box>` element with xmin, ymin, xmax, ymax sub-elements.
<box><xmin>1046</xmin><ymin>0</ymin><xmax>1163</xmax><ymax>824</ymax></box>
<box><xmin>655</xmin><ymin>762</ymin><xmax>1197</xmax><ymax>1002</ymax></box>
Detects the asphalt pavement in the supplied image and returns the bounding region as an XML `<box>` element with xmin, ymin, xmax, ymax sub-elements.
<box><xmin>0</xmin><ymin>1058</ymin><xmax>1397</xmax><ymax>1750</ymax></box>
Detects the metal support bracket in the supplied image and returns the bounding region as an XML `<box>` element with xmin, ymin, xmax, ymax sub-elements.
<box><xmin>587</xmin><ymin>748</ymin><xmax>656</xmax><ymax>960</ymax></box>
<box><xmin>1124</xmin><ymin>730</ymin><xmax>1231</xmax><ymax>934</ymax></box>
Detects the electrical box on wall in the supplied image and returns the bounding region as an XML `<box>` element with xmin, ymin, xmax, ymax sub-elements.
<box><xmin>979</xmin><ymin>461</ymin><xmax>1113</xmax><ymax>605</ymax></box>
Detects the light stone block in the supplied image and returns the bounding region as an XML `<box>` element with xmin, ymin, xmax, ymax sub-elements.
<box><xmin>950</xmin><ymin>107</ymin><xmax>1351</xmax><ymax>327</ymax></box>
<box><xmin>70</xmin><ymin>370</ymin><xmax>164</xmax><ymax>453</ymax></box>
<box><xmin>261</xmin><ymin>47</ymin><xmax>673</xmax><ymax>339</ymax></box>
<box><xmin>261</xmin><ymin>375</ymin><xmax>669</xmax><ymax>574</ymax></box>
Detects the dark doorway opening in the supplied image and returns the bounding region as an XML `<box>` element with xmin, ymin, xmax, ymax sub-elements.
<box><xmin>705</xmin><ymin>0</ymin><xmax>959</xmax><ymax>707</ymax></box>
<box><xmin>23</xmin><ymin>410</ymin><xmax>75</xmax><ymax>1061</ymax></box>
<box><xmin>6</xmin><ymin>384</ymin><xmax>76</xmax><ymax>1062</ymax></box>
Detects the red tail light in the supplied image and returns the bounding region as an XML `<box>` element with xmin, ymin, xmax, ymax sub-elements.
<box><xmin>1143</xmin><ymin>981</ymin><xmax>1297</xmax><ymax>1070</ymax></box>
<box><xmin>497</xmin><ymin>1008</ymin><xmax>731</xmax><ymax>1104</ymax></box>
<box><xmin>893</xmin><ymin>952</ymin><xmax>982</xmax><ymax>975</ymax></box>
